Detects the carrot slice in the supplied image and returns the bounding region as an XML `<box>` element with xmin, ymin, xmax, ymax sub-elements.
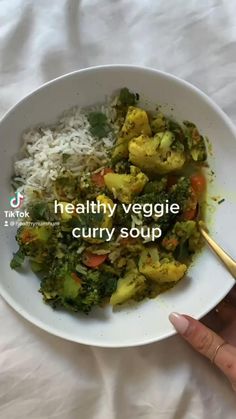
<box><xmin>190</xmin><ymin>174</ymin><xmax>206</xmax><ymax>198</ymax></box>
<box><xmin>162</xmin><ymin>237</ymin><xmax>179</xmax><ymax>250</ymax></box>
<box><xmin>91</xmin><ymin>168</ymin><xmax>113</xmax><ymax>187</ymax></box>
<box><xmin>182</xmin><ymin>207</ymin><xmax>197</xmax><ymax>220</ymax></box>
<box><xmin>82</xmin><ymin>252</ymin><xmax>107</xmax><ymax>268</ymax></box>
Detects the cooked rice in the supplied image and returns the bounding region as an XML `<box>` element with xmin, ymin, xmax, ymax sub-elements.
<box><xmin>13</xmin><ymin>103</ymin><xmax>117</xmax><ymax>203</ymax></box>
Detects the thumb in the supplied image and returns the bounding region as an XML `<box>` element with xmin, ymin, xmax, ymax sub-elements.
<box><xmin>169</xmin><ymin>312</ymin><xmax>236</xmax><ymax>391</ymax></box>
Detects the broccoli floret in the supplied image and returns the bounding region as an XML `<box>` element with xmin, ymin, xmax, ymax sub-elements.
<box><xmin>54</xmin><ymin>173</ymin><xmax>80</xmax><ymax>200</ymax></box>
<box><xmin>28</xmin><ymin>201</ymin><xmax>48</xmax><ymax>220</ymax></box>
<box><xmin>40</xmin><ymin>264</ymin><xmax>118</xmax><ymax>314</ymax></box>
<box><xmin>150</xmin><ymin>111</ymin><xmax>167</xmax><ymax>133</ymax></box>
<box><xmin>167</xmin><ymin>119</ymin><xmax>185</xmax><ymax>142</ymax></box>
<box><xmin>110</xmin><ymin>268</ymin><xmax>147</xmax><ymax>306</ymax></box>
<box><xmin>173</xmin><ymin>220</ymin><xmax>197</xmax><ymax>239</ymax></box>
<box><xmin>15</xmin><ymin>225</ymin><xmax>53</xmax><ymax>257</ymax></box>
<box><xmin>162</xmin><ymin>220</ymin><xmax>196</xmax><ymax>252</ymax></box>
<box><xmin>113</xmin><ymin>159</ymin><xmax>131</xmax><ymax>174</ymax></box>
<box><xmin>128</xmin><ymin>132</ymin><xmax>186</xmax><ymax>175</ymax></box>
<box><xmin>188</xmin><ymin>226</ymin><xmax>203</xmax><ymax>253</ymax></box>
<box><xmin>162</xmin><ymin>221</ymin><xmax>203</xmax><ymax>261</ymax></box>
<box><xmin>79</xmin><ymin>172</ymin><xmax>99</xmax><ymax>199</ymax></box>
<box><xmin>12</xmin><ymin>224</ymin><xmax>59</xmax><ymax>269</ymax></box>
<box><xmin>183</xmin><ymin>121</ymin><xmax>207</xmax><ymax>162</ymax></box>
<box><xmin>143</xmin><ymin>177</ymin><xmax>167</xmax><ymax>194</ymax></box>
<box><xmin>16</xmin><ymin>225</ymin><xmax>52</xmax><ymax>245</ymax></box>
<box><xmin>28</xmin><ymin>201</ymin><xmax>58</xmax><ymax>222</ymax></box>
<box><xmin>63</xmin><ymin>272</ymin><xmax>82</xmax><ymax>299</ymax></box>
<box><xmin>169</xmin><ymin>177</ymin><xmax>191</xmax><ymax>212</ymax></box>
<box><xmin>10</xmin><ymin>249</ymin><xmax>25</xmax><ymax>270</ymax></box>
<box><xmin>135</xmin><ymin>177</ymin><xmax>192</xmax><ymax>233</ymax></box>
<box><xmin>135</xmin><ymin>190</ymin><xmax>173</xmax><ymax>231</ymax></box>
<box><xmin>114</xmin><ymin>203</ymin><xmax>132</xmax><ymax>228</ymax></box>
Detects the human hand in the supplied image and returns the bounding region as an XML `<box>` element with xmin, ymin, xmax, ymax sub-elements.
<box><xmin>169</xmin><ymin>286</ymin><xmax>236</xmax><ymax>391</ymax></box>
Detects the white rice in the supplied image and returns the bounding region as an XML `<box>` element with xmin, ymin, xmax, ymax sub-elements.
<box><xmin>13</xmin><ymin>103</ymin><xmax>117</xmax><ymax>202</ymax></box>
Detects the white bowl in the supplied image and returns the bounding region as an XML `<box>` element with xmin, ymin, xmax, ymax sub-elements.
<box><xmin>0</xmin><ymin>65</ymin><xmax>235</xmax><ymax>347</ymax></box>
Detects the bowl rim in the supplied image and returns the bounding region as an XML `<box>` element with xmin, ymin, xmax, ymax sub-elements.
<box><xmin>0</xmin><ymin>64</ymin><xmax>235</xmax><ymax>347</ymax></box>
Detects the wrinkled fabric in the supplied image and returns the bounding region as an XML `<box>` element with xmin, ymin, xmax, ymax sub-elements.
<box><xmin>1</xmin><ymin>1</ymin><xmax>236</xmax><ymax>418</ymax></box>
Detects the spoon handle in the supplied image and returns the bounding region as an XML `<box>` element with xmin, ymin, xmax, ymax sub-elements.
<box><xmin>199</xmin><ymin>226</ymin><xmax>236</xmax><ymax>279</ymax></box>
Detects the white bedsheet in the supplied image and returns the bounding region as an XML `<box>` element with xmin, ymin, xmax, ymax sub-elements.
<box><xmin>1</xmin><ymin>1</ymin><xmax>236</xmax><ymax>417</ymax></box>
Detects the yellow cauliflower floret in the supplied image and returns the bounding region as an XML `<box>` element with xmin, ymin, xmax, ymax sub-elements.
<box><xmin>96</xmin><ymin>194</ymin><xmax>114</xmax><ymax>229</ymax></box>
<box><xmin>139</xmin><ymin>261</ymin><xmax>187</xmax><ymax>283</ymax></box>
<box><xmin>139</xmin><ymin>248</ymin><xmax>187</xmax><ymax>283</ymax></box>
<box><xmin>58</xmin><ymin>201</ymin><xmax>73</xmax><ymax>221</ymax></box>
<box><xmin>112</xmin><ymin>106</ymin><xmax>152</xmax><ymax>160</ymax></box>
<box><xmin>104</xmin><ymin>167</ymin><xmax>148</xmax><ymax>203</ymax></box>
<box><xmin>129</xmin><ymin>132</ymin><xmax>186</xmax><ymax>175</ymax></box>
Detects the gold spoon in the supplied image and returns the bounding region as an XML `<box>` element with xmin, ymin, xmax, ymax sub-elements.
<box><xmin>197</xmin><ymin>220</ymin><xmax>236</xmax><ymax>279</ymax></box>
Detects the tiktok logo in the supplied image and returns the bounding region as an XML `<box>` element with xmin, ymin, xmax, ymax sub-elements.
<box><xmin>9</xmin><ymin>192</ymin><xmax>24</xmax><ymax>209</ymax></box>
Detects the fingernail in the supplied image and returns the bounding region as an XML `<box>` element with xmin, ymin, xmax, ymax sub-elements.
<box><xmin>169</xmin><ymin>312</ymin><xmax>189</xmax><ymax>334</ymax></box>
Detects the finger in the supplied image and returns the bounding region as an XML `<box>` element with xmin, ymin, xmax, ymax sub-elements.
<box><xmin>169</xmin><ymin>312</ymin><xmax>236</xmax><ymax>387</ymax></box>
<box><xmin>169</xmin><ymin>312</ymin><xmax>224</xmax><ymax>360</ymax></box>
<box><xmin>214</xmin><ymin>342</ymin><xmax>236</xmax><ymax>388</ymax></box>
